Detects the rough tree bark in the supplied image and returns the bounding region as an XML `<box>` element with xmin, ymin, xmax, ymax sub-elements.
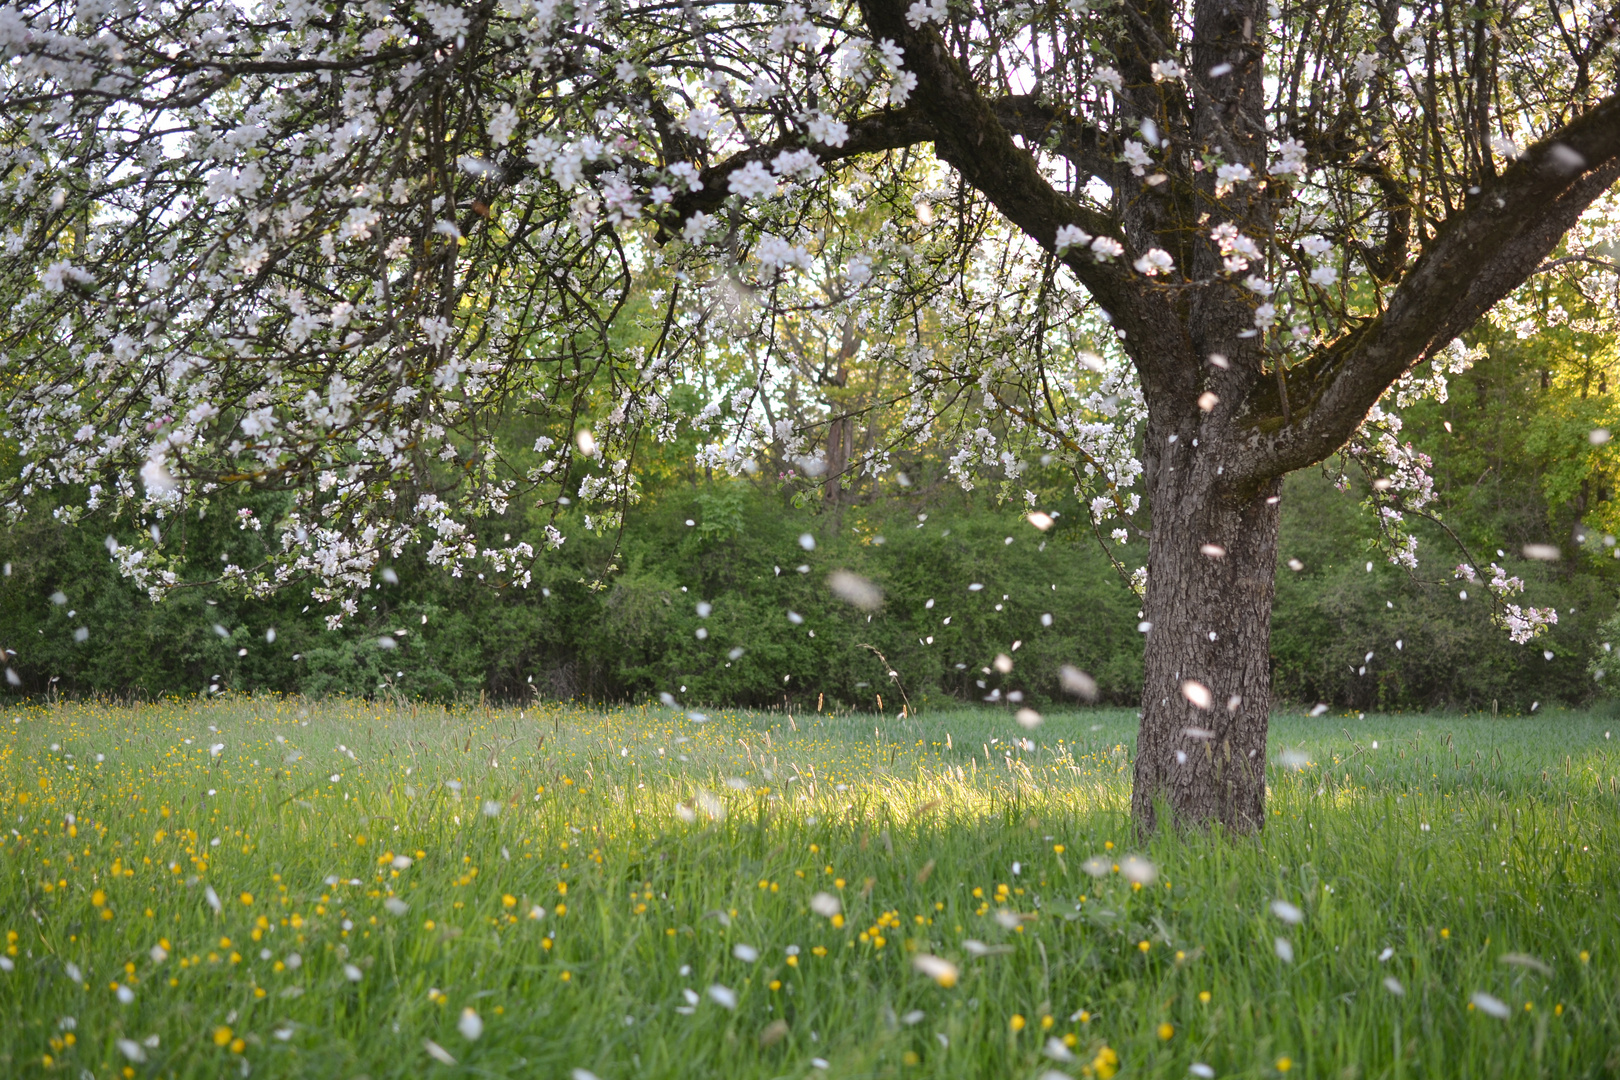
<box><xmin>1132</xmin><ymin>422</ymin><xmax>1283</xmax><ymax>833</ymax></box>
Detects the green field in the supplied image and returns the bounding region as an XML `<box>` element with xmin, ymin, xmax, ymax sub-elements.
<box><xmin>1</xmin><ymin>698</ymin><xmax>1617</xmax><ymax>1078</ymax></box>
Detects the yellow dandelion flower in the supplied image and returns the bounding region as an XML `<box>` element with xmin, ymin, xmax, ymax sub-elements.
<box><xmin>1009</xmin><ymin>1014</ymin><xmax>1025</xmax><ymax>1032</ymax></box>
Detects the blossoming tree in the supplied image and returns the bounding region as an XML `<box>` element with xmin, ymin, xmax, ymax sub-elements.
<box><xmin>2</xmin><ymin>0</ymin><xmax>1616</xmax><ymax>830</ymax></box>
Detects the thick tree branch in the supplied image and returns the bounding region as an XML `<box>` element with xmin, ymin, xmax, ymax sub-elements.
<box><xmin>656</xmin><ymin>106</ymin><xmax>937</xmax><ymax>239</ymax></box>
<box><xmin>1235</xmin><ymin>95</ymin><xmax>1620</xmax><ymax>486</ymax></box>
<box><xmin>656</xmin><ymin>97</ymin><xmax>1113</xmax><ymax>236</ymax></box>
<box><xmin>990</xmin><ymin>95</ymin><xmax>1119</xmax><ymax>185</ymax></box>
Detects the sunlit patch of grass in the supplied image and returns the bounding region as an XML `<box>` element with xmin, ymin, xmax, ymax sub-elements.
<box><xmin>1</xmin><ymin>697</ymin><xmax>1616</xmax><ymax>1078</ymax></box>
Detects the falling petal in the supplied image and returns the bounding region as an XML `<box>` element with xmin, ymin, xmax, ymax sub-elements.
<box><xmin>911</xmin><ymin>954</ymin><xmax>959</xmax><ymax>987</ymax></box>
<box><xmin>1120</xmin><ymin>855</ymin><xmax>1157</xmax><ymax>884</ymax></box>
<box><xmin>1270</xmin><ymin>900</ymin><xmax>1304</xmax><ymax>925</ymax></box>
<box><xmin>1181</xmin><ymin>680</ymin><xmax>1212</xmax><ymax>709</ymax></box>
<box><xmin>1059</xmin><ymin>665</ymin><xmax>1098</xmax><ymax>701</ymax></box>
<box><xmin>1471</xmin><ymin>992</ymin><xmax>1511</xmax><ymax>1018</ymax></box>
<box><xmin>1275</xmin><ymin>937</ymin><xmax>1294</xmax><ymax>962</ymax></box>
<box><xmin>424</xmin><ymin>1039</ymin><xmax>457</xmax><ymax>1065</ymax></box>
<box><xmin>695</xmin><ymin>790</ymin><xmax>725</xmax><ymax>820</ymax></box>
<box><xmin>707</xmin><ymin>984</ymin><xmax>738</xmax><ymax>1010</ymax></box>
<box><xmin>827</xmin><ymin>570</ymin><xmax>883</xmax><ymax>611</ymax></box>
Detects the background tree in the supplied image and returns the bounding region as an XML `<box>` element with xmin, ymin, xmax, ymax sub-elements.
<box><xmin>2</xmin><ymin>0</ymin><xmax>1618</xmax><ymax>833</ymax></box>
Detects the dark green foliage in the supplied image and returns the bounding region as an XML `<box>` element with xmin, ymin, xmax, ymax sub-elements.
<box><xmin>1270</xmin><ymin>471</ymin><xmax>1611</xmax><ymax>712</ymax></box>
<box><xmin>6</xmin><ymin>329</ymin><xmax>1619</xmax><ymax>712</ymax></box>
<box><xmin>0</xmin><ymin>483</ymin><xmax>1145</xmax><ymax>707</ymax></box>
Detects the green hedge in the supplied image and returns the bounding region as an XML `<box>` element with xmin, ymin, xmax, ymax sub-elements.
<box><xmin>1</xmin><ymin>473</ymin><xmax>1610</xmax><ymax>712</ymax></box>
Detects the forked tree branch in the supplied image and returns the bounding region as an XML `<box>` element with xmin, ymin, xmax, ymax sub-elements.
<box><xmin>856</xmin><ymin>0</ymin><xmax>1193</xmax><ymax>397</ymax></box>
<box><xmin>1240</xmin><ymin>97</ymin><xmax>1620</xmax><ymax>486</ymax></box>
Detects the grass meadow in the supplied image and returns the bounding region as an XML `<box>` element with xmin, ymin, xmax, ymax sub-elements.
<box><xmin>1</xmin><ymin>697</ymin><xmax>1618</xmax><ymax>1079</ymax></box>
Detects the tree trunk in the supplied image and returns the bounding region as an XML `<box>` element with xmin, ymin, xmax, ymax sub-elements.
<box><xmin>1132</xmin><ymin>421</ymin><xmax>1282</xmax><ymax>835</ymax></box>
